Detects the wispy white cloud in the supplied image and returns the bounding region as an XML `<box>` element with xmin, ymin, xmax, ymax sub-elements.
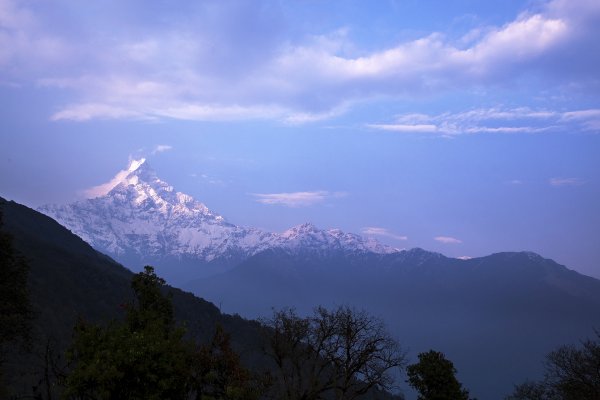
<box><xmin>82</xmin><ymin>158</ymin><xmax>145</xmax><ymax>198</ymax></box>
<box><xmin>362</xmin><ymin>227</ymin><xmax>408</xmax><ymax>241</ymax></box>
<box><xmin>366</xmin><ymin>124</ymin><xmax>439</xmax><ymax>133</ymax></box>
<box><xmin>49</xmin><ymin>100</ymin><xmax>287</xmax><ymax>122</ymax></box>
<box><xmin>368</xmin><ymin>106</ymin><xmax>600</xmax><ymax>136</ymax></box>
<box><xmin>151</xmin><ymin>145</ymin><xmax>173</xmax><ymax>155</ymax></box>
<box><xmin>252</xmin><ymin>191</ymin><xmax>347</xmax><ymax>207</ymax></box>
<box><xmin>463</xmin><ymin>126</ymin><xmax>551</xmax><ymax>134</ymax></box>
<box><xmin>1</xmin><ymin>0</ymin><xmax>597</xmax><ymax>123</ymax></box>
<box><xmin>561</xmin><ymin>109</ymin><xmax>600</xmax><ymax>131</ymax></box>
<box><xmin>456</xmin><ymin>256</ymin><xmax>472</xmax><ymax>260</ymax></box>
<box><xmin>562</xmin><ymin>109</ymin><xmax>600</xmax><ymax>120</ymax></box>
<box><xmin>283</xmin><ymin>103</ymin><xmax>352</xmax><ymax>125</ymax></box>
<box><xmin>152</xmin><ymin>104</ymin><xmax>287</xmax><ymax>122</ymax></box>
<box><xmin>51</xmin><ymin>103</ymin><xmax>152</xmax><ymax>122</ymax></box>
<box><xmin>434</xmin><ymin>236</ymin><xmax>463</xmax><ymax>244</ymax></box>
<box><xmin>50</xmin><ymin>102</ymin><xmax>349</xmax><ymax>124</ymax></box>
<box><xmin>549</xmin><ymin>177</ymin><xmax>585</xmax><ymax>186</ymax></box>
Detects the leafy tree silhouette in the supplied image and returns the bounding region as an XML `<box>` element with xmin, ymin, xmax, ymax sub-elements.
<box><xmin>406</xmin><ymin>350</ymin><xmax>471</xmax><ymax>400</ymax></box>
<box><xmin>64</xmin><ymin>266</ymin><xmax>194</xmax><ymax>399</ymax></box>
<box><xmin>64</xmin><ymin>266</ymin><xmax>263</xmax><ymax>399</ymax></box>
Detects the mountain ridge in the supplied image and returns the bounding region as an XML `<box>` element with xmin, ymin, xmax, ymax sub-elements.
<box><xmin>38</xmin><ymin>159</ymin><xmax>399</xmax><ymax>283</ymax></box>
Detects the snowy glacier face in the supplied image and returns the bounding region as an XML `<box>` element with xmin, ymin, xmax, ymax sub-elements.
<box><xmin>39</xmin><ymin>160</ymin><xmax>398</xmax><ymax>268</ymax></box>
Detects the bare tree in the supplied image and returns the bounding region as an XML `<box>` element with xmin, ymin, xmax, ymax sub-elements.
<box><xmin>263</xmin><ymin>307</ymin><xmax>330</xmax><ymax>400</ymax></box>
<box><xmin>262</xmin><ymin>305</ymin><xmax>406</xmax><ymax>400</ymax></box>
<box><xmin>507</xmin><ymin>331</ymin><xmax>600</xmax><ymax>400</ymax></box>
<box><xmin>543</xmin><ymin>335</ymin><xmax>600</xmax><ymax>399</ymax></box>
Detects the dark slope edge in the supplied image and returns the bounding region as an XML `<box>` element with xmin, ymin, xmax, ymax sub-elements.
<box><xmin>0</xmin><ymin>198</ymin><xmax>266</xmax><ymax>397</ymax></box>
<box><xmin>187</xmin><ymin>247</ymin><xmax>600</xmax><ymax>399</ymax></box>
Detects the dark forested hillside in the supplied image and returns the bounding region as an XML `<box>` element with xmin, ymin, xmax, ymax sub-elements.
<box><xmin>0</xmin><ymin>198</ymin><xmax>265</xmax><ymax>397</ymax></box>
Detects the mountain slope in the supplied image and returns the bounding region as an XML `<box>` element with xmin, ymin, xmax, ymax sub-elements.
<box><xmin>39</xmin><ymin>159</ymin><xmax>397</xmax><ymax>284</ymax></box>
<box><xmin>187</xmin><ymin>247</ymin><xmax>600</xmax><ymax>400</ymax></box>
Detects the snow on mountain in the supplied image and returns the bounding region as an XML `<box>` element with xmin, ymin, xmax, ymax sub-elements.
<box><xmin>39</xmin><ymin>159</ymin><xmax>398</xmax><ymax>270</ymax></box>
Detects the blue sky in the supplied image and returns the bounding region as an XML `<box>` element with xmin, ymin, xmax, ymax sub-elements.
<box><xmin>1</xmin><ymin>0</ymin><xmax>599</xmax><ymax>277</ymax></box>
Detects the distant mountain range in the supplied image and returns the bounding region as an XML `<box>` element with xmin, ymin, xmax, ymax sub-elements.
<box><xmin>36</xmin><ymin>160</ymin><xmax>600</xmax><ymax>399</ymax></box>
<box><xmin>186</xmin><ymin>246</ymin><xmax>600</xmax><ymax>399</ymax></box>
<box><xmin>39</xmin><ymin>159</ymin><xmax>396</xmax><ymax>284</ymax></box>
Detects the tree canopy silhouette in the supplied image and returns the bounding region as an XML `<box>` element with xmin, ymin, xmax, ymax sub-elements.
<box><xmin>64</xmin><ymin>266</ymin><xmax>193</xmax><ymax>399</ymax></box>
<box><xmin>65</xmin><ymin>266</ymin><xmax>262</xmax><ymax>399</ymax></box>
<box><xmin>263</xmin><ymin>305</ymin><xmax>406</xmax><ymax>400</ymax></box>
<box><xmin>507</xmin><ymin>331</ymin><xmax>600</xmax><ymax>400</ymax></box>
<box><xmin>406</xmin><ymin>350</ymin><xmax>471</xmax><ymax>400</ymax></box>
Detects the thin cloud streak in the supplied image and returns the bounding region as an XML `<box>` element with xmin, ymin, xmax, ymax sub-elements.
<box><xmin>368</xmin><ymin>107</ymin><xmax>600</xmax><ymax>136</ymax></box>
<box><xmin>362</xmin><ymin>227</ymin><xmax>408</xmax><ymax>241</ymax></box>
<box><xmin>151</xmin><ymin>145</ymin><xmax>173</xmax><ymax>155</ymax></box>
<box><xmin>366</xmin><ymin>124</ymin><xmax>438</xmax><ymax>133</ymax></box>
<box><xmin>434</xmin><ymin>236</ymin><xmax>463</xmax><ymax>244</ymax></box>
<box><xmin>252</xmin><ymin>191</ymin><xmax>347</xmax><ymax>208</ymax></box>
<box><xmin>549</xmin><ymin>177</ymin><xmax>585</xmax><ymax>186</ymax></box>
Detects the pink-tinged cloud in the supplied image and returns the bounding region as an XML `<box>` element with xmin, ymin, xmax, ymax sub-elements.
<box><xmin>51</xmin><ymin>103</ymin><xmax>150</xmax><ymax>122</ymax></box>
<box><xmin>549</xmin><ymin>177</ymin><xmax>585</xmax><ymax>187</ymax></box>
<box><xmin>434</xmin><ymin>236</ymin><xmax>463</xmax><ymax>244</ymax></box>
<box><xmin>366</xmin><ymin>124</ymin><xmax>438</xmax><ymax>133</ymax></box>
<box><xmin>151</xmin><ymin>145</ymin><xmax>173</xmax><ymax>155</ymax></box>
<box><xmin>252</xmin><ymin>191</ymin><xmax>347</xmax><ymax>207</ymax></box>
<box><xmin>361</xmin><ymin>227</ymin><xmax>408</xmax><ymax>241</ymax></box>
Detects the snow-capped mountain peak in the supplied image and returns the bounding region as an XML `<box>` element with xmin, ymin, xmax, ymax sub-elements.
<box><xmin>282</xmin><ymin>222</ymin><xmax>320</xmax><ymax>237</ymax></box>
<box><xmin>39</xmin><ymin>161</ymin><xmax>398</xmax><ymax>277</ymax></box>
<box><xmin>118</xmin><ymin>159</ymin><xmax>162</xmax><ymax>187</ymax></box>
<box><xmin>105</xmin><ymin>159</ymin><xmax>217</xmax><ymax>220</ymax></box>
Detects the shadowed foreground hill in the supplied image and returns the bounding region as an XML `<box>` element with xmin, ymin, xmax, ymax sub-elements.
<box><xmin>0</xmin><ymin>198</ymin><xmax>265</xmax><ymax>397</ymax></box>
